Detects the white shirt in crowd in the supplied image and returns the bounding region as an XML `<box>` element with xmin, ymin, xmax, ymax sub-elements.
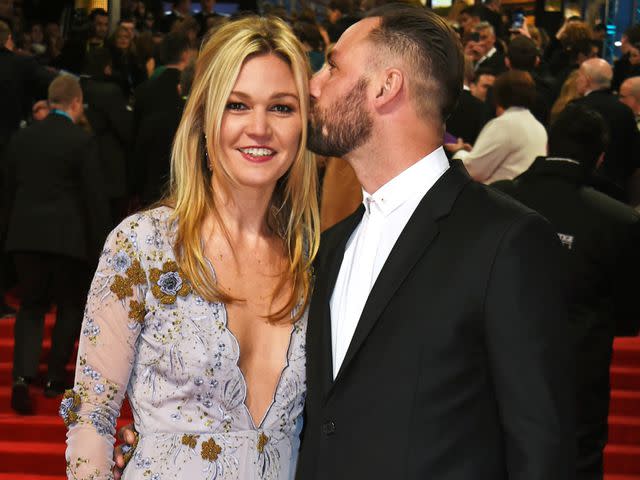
<box><xmin>453</xmin><ymin>106</ymin><xmax>547</xmax><ymax>184</ymax></box>
<box><xmin>329</xmin><ymin>147</ymin><xmax>450</xmax><ymax>379</ymax></box>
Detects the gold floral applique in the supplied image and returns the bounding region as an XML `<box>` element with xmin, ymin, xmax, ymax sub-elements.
<box><xmin>128</xmin><ymin>300</ymin><xmax>146</xmax><ymax>323</ymax></box>
<box><xmin>149</xmin><ymin>261</ymin><xmax>191</xmax><ymax>305</ymax></box>
<box><xmin>201</xmin><ymin>438</ymin><xmax>222</xmax><ymax>462</ymax></box>
<box><xmin>110</xmin><ymin>275</ymin><xmax>133</xmax><ymax>300</ymax></box>
<box><xmin>110</xmin><ymin>256</ymin><xmax>147</xmax><ymax>301</ymax></box>
<box><xmin>181</xmin><ymin>434</ymin><xmax>199</xmax><ymax>449</ymax></box>
<box><xmin>257</xmin><ymin>432</ymin><xmax>269</xmax><ymax>453</ymax></box>
<box><xmin>60</xmin><ymin>389</ymin><xmax>81</xmax><ymax>427</ymax></box>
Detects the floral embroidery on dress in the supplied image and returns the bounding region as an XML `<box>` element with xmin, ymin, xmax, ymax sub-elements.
<box><xmin>181</xmin><ymin>434</ymin><xmax>199</xmax><ymax>449</ymax></box>
<box><xmin>149</xmin><ymin>261</ymin><xmax>191</xmax><ymax>304</ymax></box>
<box><xmin>60</xmin><ymin>389</ymin><xmax>81</xmax><ymax>427</ymax></box>
<box><xmin>257</xmin><ymin>432</ymin><xmax>269</xmax><ymax>453</ymax></box>
<box><xmin>110</xmin><ymin>257</ymin><xmax>147</xmax><ymax>300</ymax></box>
<box><xmin>201</xmin><ymin>438</ymin><xmax>222</xmax><ymax>462</ymax></box>
<box><xmin>128</xmin><ymin>300</ymin><xmax>146</xmax><ymax>323</ymax></box>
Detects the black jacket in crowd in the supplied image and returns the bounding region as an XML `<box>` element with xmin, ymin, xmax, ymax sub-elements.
<box><xmin>573</xmin><ymin>89</ymin><xmax>640</xmax><ymax>198</ymax></box>
<box><xmin>1</xmin><ymin>114</ymin><xmax>111</xmax><ymax>265</ymax></box>
<box><xmin>0</xmin><ymin>47</ymin><xmax>54</xmax><ymax>151</ymax></box>
<box><xmin>82</xmin><ymin>75</ymin><xmax>133</xmax><ymax>203</ymax></box>
<box><xmin>493</xmin><ymin>157</ymin><xmax>640</xmax><ymax>478</ymax></box>
<box><xmin>446</xmin><ymin>89</ymin><xmax>491</xmax><ymax>145</ymax></box>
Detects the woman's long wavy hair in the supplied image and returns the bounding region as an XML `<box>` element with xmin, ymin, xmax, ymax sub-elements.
<box><xmin>165</xmin><ymin>16</ymin><xmax>320</xmax><ymax>323</ymax></box>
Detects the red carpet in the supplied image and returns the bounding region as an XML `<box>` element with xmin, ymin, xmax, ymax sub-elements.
<box><xmin>0</xmin><ymin>311</ymin><xmax>638</xmax><ymax>478</ymax></box>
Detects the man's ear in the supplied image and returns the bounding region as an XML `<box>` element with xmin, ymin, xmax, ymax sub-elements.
<box><xmin>505</xmin><ymin>57</ymin><xmax>511</xmax><ymax>70</ymax></box>
<box><xmin>596</xmin><ymin>152</ymin><xmax>605</xmax><ymax>169</ymax></box>
<box><xmin>373</xmin><ymin>68</ymin><xmax>404</xmax><ymax>110</ymax></box>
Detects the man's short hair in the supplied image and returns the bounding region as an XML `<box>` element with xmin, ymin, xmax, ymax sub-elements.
<box><xmin>89</xmin><ymin>8</ymin><xmax>108</xmax><ymax>22</ymax></box>
<box><xmin>160</xmin><ymin>32</ymin><xmax>192</xmax><ymax>65</ymax></box>
<box><xmin>83</xmin><ymin>47</ymin><xmax>113</xmax><ymax>76</ymax></box>
<box><xmin>328</xmin><ymin>0</ymin><xmax>353</xmax><ymax>13</ymax></box>
<box><xmin>493</xmin><ymin>70</ymin><xmax>536</xmax><ymax>109</ymax></box>
<box><xmin>366</xmin><ymin>4</ymin><xmax>464</xmax><ymax>123</ymax></box>
<box><xmin>548</xmin><ymin>103</ymin><xmax>609</xmax><ymax>171</ymax></box>
<box><xmin>474</xmin><ymin>21</ymin><xmax>494</xmax><ymax>36</ymax></box>
<box><xmin>507</xmin><ymin>36</ymin><xmax>539</xmax><ymax>71</ymax></box>
<box><xmin>0</xmin><ymin>19</ymin><xmax>11</xmax><ymax>46</ymax></box>
<box><xmin>48</xmin><ymin>75</ymin><xmax>83</xmax><ymax>107</ymax></box>
<box><xmin>473</xmin><ymin>67</ymin><xmax>497</xmax><ymax>83</ymax></box>
<box><xmin>460</xmin><ymin>6</ymin><xmax>481</xmax><ymax>19</ymax></box>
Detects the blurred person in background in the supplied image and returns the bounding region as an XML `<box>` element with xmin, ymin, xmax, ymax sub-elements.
<box><xmin>81</xmin><ymin>47</ymin><xmax>133</xmax><ymax>225</ymax></box>
<box><xmin>3</xmin><ymin>75</ymin><xmax>110</xmax><ymax>414</ymax></box>
<box><xmin>493</xmin><ymin>103</ymin><xmax>640</xmax><ymax>479</ymax></box>
<box><xmin>56</xmin><ymin>8</ymin><xmax>110</xmax><ymax>74</ymax></box>
<box><xmin>619</xmin><ymin>76</ymin><xmax>640</xmax><ymax>130</ymax></box>
<box><xmin>447</xmin><ymin>70</ymin><xmax>546</xmax><ymax>184</ymax></box>
<box><xmin>574</xmin><ymin>58</ymin><xmax>640</xmax><ymax>203</ymax></box>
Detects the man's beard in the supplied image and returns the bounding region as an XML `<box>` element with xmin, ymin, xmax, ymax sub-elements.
<box><xmin>307</xmin><ymin>77</ymin><xmax>373</xmax><ymax>157</ymax></box>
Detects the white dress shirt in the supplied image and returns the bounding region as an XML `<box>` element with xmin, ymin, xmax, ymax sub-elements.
<box><xmin>454</xmin><ymin>107</ymin><xmax>547</xmax><ymax>184</ymax></box>
<box><xmin>329</xmin><ymin>147</ymin><xmax>450</xmax><ymax>379</ymax></box>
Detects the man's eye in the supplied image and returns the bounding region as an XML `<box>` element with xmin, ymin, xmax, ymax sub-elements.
<box><xmin>272</xmin><ymin>104</ymin><xmax>294</xmax><ymax>114</ymax></box>
<box><xmin>226</xmin><ymin>102</ymin><xmax>246</xmax><ymax>111</ymax></box>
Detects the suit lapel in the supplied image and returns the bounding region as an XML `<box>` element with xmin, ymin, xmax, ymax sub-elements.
<box><xmin>331</xmin><ymin>162</ymin><xmax>471</xmax><ymax>388</ymax></box>
<box><xmin>310</xmin><ymin>205</ymin><xmax>365</xmax><ymax>399</ymax></box>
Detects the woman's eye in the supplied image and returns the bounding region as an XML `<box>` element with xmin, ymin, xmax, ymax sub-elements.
<box><xmin>272</xmin><ymin>104</ymin><xmax>294</xmax><ymax>114</ymax></box>
<box><xmin>226</xmin><ymin>102</ymin><xmax>246</xmax><ymax>111</ymax></box>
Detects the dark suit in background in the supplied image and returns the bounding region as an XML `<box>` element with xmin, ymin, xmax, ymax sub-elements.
<box><xmin>573</xmin><ymin>89</ymin><xmax>640</xmax><ymax>200</ymax></box>
<box><xmin>493</xmin><ymin>157</ymin><xmax>640</xmax><ymax>479</ymax></box>
<box><xmin>0</xmin><ymin>46</ymin><xmax>54</xmax><ymax>151</ymax></box>
<box><xmin>2</xmin><ymin>113</ymin><xmax>110</xmax><ymax>386</ymax></box>
<box><xmin>133</xmin><ymin>67</ymin><xmax>182</xmax><ymax>137</ymax></box>
<box><xmin>446</xmin><ymin>89</ymin><xmax>491</xmax><ymax>145</ymax></box>
<box><xmin>297</xmin><ymin>161</ymin><xmax>575</xmax><ymax>480</ymax></box>
<box><xmin>82</xmin><ymin>75</ymin><xmax>133</xmax><ymax>224</ymax></box>
<box><xmin>133</xmin><ymin>99</ymin><xmax>184</xmax><ymax>206</ymax></box>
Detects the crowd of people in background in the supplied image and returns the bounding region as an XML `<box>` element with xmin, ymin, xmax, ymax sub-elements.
<box><xmin>0</xmin><ymin>1</ymin><xmax>639</xmax><ymax>479</ymax></box>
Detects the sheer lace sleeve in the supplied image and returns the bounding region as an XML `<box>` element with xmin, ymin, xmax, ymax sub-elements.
<box><xmin>62</xmin><ymin>218</ymin><xmax>148</xmax><ymax>480</ymax></box>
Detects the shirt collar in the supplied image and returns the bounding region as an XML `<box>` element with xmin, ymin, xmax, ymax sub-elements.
<box><xmin>478</xmin><ymin>47</ymin><xmax>497</xmax><ymax>64</ymax></box>
<box><xmin>361</xmin><ymin>146</ymin><xmax>450</xmax><ymax>217</ymax></box>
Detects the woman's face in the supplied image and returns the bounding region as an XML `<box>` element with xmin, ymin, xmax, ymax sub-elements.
<box><xmin>115</xmin><ymin>29</ymin><xmax>131</xmax><ymax>50</ymax></box>
<box><xmin>217</xmin><ymin>53</ymin><xmax>302</xmax><ymax>192</ymax></box>
<box><xmin>630</xmin><ymin>45</ymin><xmax>640</xmax><ymax>65</ymax></box>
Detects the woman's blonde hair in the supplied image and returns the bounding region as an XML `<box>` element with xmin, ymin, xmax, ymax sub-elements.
<box><xmin>167</xmin><ymin>15</ymin><xmax>320</xmax><ymax>323</ymax></box>
<box><xmin>550</xmin><ymin>69</ymin><xmax>581</xmax><ymax>123</ymax></box>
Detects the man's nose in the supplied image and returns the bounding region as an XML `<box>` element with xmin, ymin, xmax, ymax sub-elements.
<box><xmin>310</xmin><ymin>67</ymin><xmax>328</xmax><ymax>100</ymax></box>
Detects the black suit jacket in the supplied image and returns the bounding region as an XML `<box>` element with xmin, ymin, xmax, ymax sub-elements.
<box><xmin>493</xmin><ymin>157</ymin><xmax>640</xmax><ymax>474</ymax></box>
<box><xmin>82</xmin><ymin>76</ymin><xmax>133</xmax><ymax>201</ymax></box>
<box><xmin>132</xmin><ymin>99</ymin><xmax>184</xmax><ymax>206</ymax></box>
<box><xmin>133</xmin><ymin>67</ymin><xmax>182</xmax><ymax>134</ymax></box>
<box><xmin>297</xmin><ymin>161</ymin><xmax>575</xmax><ymax>480</ymax></box>
<box><xmin>446</xmin><ymin>89</ymin><xmax>491</xmax><ymax>145</ymax></box>
<box><xmin>0</xmin><ymin>47</ymin><xmax>54</xmax><ymax>150</ymax></box>
<box><xmin>1</xmin><ymin>114</ymin><xmax>110</xmax><ymax>264</ymax></box>
<box><xmin>573</xmin><ymin>90</ymin><xmax>640</xmax><ymax>197</ymax></box>
<box><xmin>476</xmin><ymin>49</ymin><xmax>507</xmax><ymax>75</ymax></box>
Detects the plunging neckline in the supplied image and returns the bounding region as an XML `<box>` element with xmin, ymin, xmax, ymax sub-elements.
<box><xmin>218</xmin><ymin>301</ymin><xmax>297</xmax><ymax>429</ymax></box>
<box><xmin>203</xmin><ymin>257</ymin><xmax>297</xmax><ymax>429</ymax></box>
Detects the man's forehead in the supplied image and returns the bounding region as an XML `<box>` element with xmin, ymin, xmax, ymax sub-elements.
<box><xmin>333</xmin><ymin>17</ymin><xmax>380</xmax><ymax>58</ymax></box>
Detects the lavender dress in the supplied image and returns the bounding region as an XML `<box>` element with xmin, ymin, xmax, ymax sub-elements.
<box><xmin>62</xmin><ymin>207</ymin><xmax>306</xmax><ymax>480</ymax></box>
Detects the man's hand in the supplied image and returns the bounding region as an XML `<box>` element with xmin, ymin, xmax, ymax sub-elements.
<box><xmin>113</xmin><ymin>424</ymin><xmax>137</xmax><ymax>480</ymax></box>
<box><xmin>444</xmin><ymin>137</ymin><xmax>472</xmax><ymax>155</ymax></box>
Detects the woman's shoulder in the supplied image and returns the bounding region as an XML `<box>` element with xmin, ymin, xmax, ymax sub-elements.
<box><xmin>106</xmin><ymin>206</ymin><xmax>176</xmax><ymax>253</ymax></box>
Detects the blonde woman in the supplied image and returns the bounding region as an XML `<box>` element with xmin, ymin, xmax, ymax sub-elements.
<box><xmin>61</xmin><ymin>16</ymin><xmax>319</xmax><ymax>480</ymax></box>
<box><xmin>550</xmin><ymin>69</ymin><xmax>581</xmax><ymax>123</ymax></box>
